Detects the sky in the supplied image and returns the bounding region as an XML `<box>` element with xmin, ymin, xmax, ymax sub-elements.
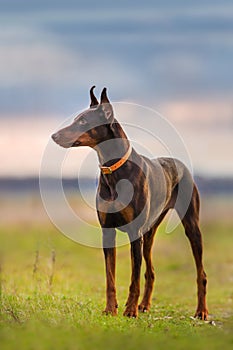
<box><xmin>1</xmin><ymin>0</ymin><xmax>233</xmax><ymax>177</ymax></box>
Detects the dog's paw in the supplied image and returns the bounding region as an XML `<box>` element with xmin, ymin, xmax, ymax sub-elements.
<box><xmin>194</xmin><ymin>309</ymin><xmax>208</xmax><ymax>321</ymax></box>
<box><xmin>103</xmin><ymin>305</ymin><xmax>118</xmax><ymax>316</ymax></box>
<box><xmin>138</xmin><ymin>301</ymin><xmax>151</xmax><ymax>313</ymax></box>
<box><xmin>123</xmin><ymin>306</ymin><xmax>138</xmax><ymax>318</ymax></box>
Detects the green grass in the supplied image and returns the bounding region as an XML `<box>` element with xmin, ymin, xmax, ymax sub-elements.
<box><xmin>0</xmin><ymin>218</ymin><xmax>233</xmax><ymax>349</ymax></box>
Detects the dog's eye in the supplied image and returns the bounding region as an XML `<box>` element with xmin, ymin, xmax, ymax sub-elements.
<box><xmin>78</xmin><ymin>118</ymin><xmax>87</xmax><ymax>126</ymax></box>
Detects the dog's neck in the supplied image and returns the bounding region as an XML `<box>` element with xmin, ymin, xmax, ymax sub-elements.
<box><xmin>94</xmin><ymin>120</ymin><xmax>131</xmax><ymax>166</ymax></box>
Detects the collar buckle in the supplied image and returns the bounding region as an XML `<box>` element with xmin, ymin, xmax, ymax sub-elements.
<box><xmin>100</xmin><ymin>166</ymin><xmax>112</xmax><ymax>175</ymax></box>
<box><xmin>99</xmin><ymin>145</ymin><xmax>132</xmax><ymax>175</ymax></box>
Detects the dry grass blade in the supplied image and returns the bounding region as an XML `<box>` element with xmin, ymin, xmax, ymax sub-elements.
<box><xmin>33</xmin><ymin>249</ymin><xmax>40</xmax><ymax>277</ymax></box>
<box><xmin>48</xmin><ymin>249</ymin><xmax>56</xmax><ymax>291</ymax></box>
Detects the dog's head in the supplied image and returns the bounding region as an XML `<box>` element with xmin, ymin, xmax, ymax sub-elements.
<box><xmin>52</xmin><ymin>87</ymin><xmax>115</xmax><ymax>148</ymax></box>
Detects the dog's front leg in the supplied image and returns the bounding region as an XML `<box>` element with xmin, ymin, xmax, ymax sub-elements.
<box><xmin>124</xmin><ymin>236</ymin><xmax>143</xmax><ymax>318</ymax></box>
<box><xmin>102</xmin><ymin>228</ymin><xmax>118</xmax><ymax>316</ymax></box>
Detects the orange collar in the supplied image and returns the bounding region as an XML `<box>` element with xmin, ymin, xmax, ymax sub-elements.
<box><xmin>99</xmin><ymin>145</ymin><xmax>132</xmax><ymax>175</ymax></box>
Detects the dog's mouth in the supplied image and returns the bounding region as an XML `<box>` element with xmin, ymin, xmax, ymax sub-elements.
<box><xmin>72</xmin><ymin>141</ymin><xmax>81</xmax><ymax>147</ymax></box>
<box><xmin>55</xmin><ymin>140</ymin><xmax>80</xmax><ymax>148</ymax></box>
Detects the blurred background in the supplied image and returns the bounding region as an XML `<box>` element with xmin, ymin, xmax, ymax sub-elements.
<box><xmin>0</xmin><ymin>0</ymin><xmax>233</xmax><ymax>225</ymax></box>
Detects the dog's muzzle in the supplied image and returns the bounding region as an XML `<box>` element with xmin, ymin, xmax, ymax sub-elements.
<box><xmin>51</xmin><ymin>132</ymin><xmax>73</xmax><ymax>148</ymax></box>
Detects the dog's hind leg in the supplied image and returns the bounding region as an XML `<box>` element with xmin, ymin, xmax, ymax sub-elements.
<box><xmin>124</xmin><ymin>236</ymin><xmax>143</xmax><ymax>317</ymax></box>
<box><xmin>102</xmin><ymin>228</ymin><xmax>118</xmax><ymax>316</ymax></box>
<box><xmin>177</xmin><ymin>184</ymin><xmax>208</xmax><ymax>320</ymax></box>
<box><xmin>139</xmin><ymin>210</ymin><xmax>169</xmax><ymax>312</ymax></box>
<box><xmin>138</xmin><ymin>228</ymin><xmax>156</xmax><ymax>312</ymax></box>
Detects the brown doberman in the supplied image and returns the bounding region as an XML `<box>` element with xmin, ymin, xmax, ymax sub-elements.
<box><xmin>52</xmin><ymin>86</ymin><xmax>208</xmax><ymax>320</ymax></box>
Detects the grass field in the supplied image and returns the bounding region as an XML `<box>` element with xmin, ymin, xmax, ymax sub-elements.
<box><xmin>0</xmin><ymin>194</ymin><xmax>233</xmax><ymax>349</ymax></box>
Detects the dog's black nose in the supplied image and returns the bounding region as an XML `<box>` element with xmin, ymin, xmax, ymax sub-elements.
<box><xmin>51</xmin><ymin>132</ymin><xmax>58</xmax><ymax>141</ymax></box>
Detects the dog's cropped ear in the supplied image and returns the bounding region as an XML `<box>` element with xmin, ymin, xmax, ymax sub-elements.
<box><xmin>100</xmin><ymin>87</ymin><xmax>110</xmax><ymax>104</ymax></box>
<box><xmin>100</xmin><ymin>87</ymin><xmax>114</xmax><ymax>123</ymax></box>
<box><xmin>90</xmin><ymin>86</ymin><xmax>99</xmax><ymax>108</ymax></box>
